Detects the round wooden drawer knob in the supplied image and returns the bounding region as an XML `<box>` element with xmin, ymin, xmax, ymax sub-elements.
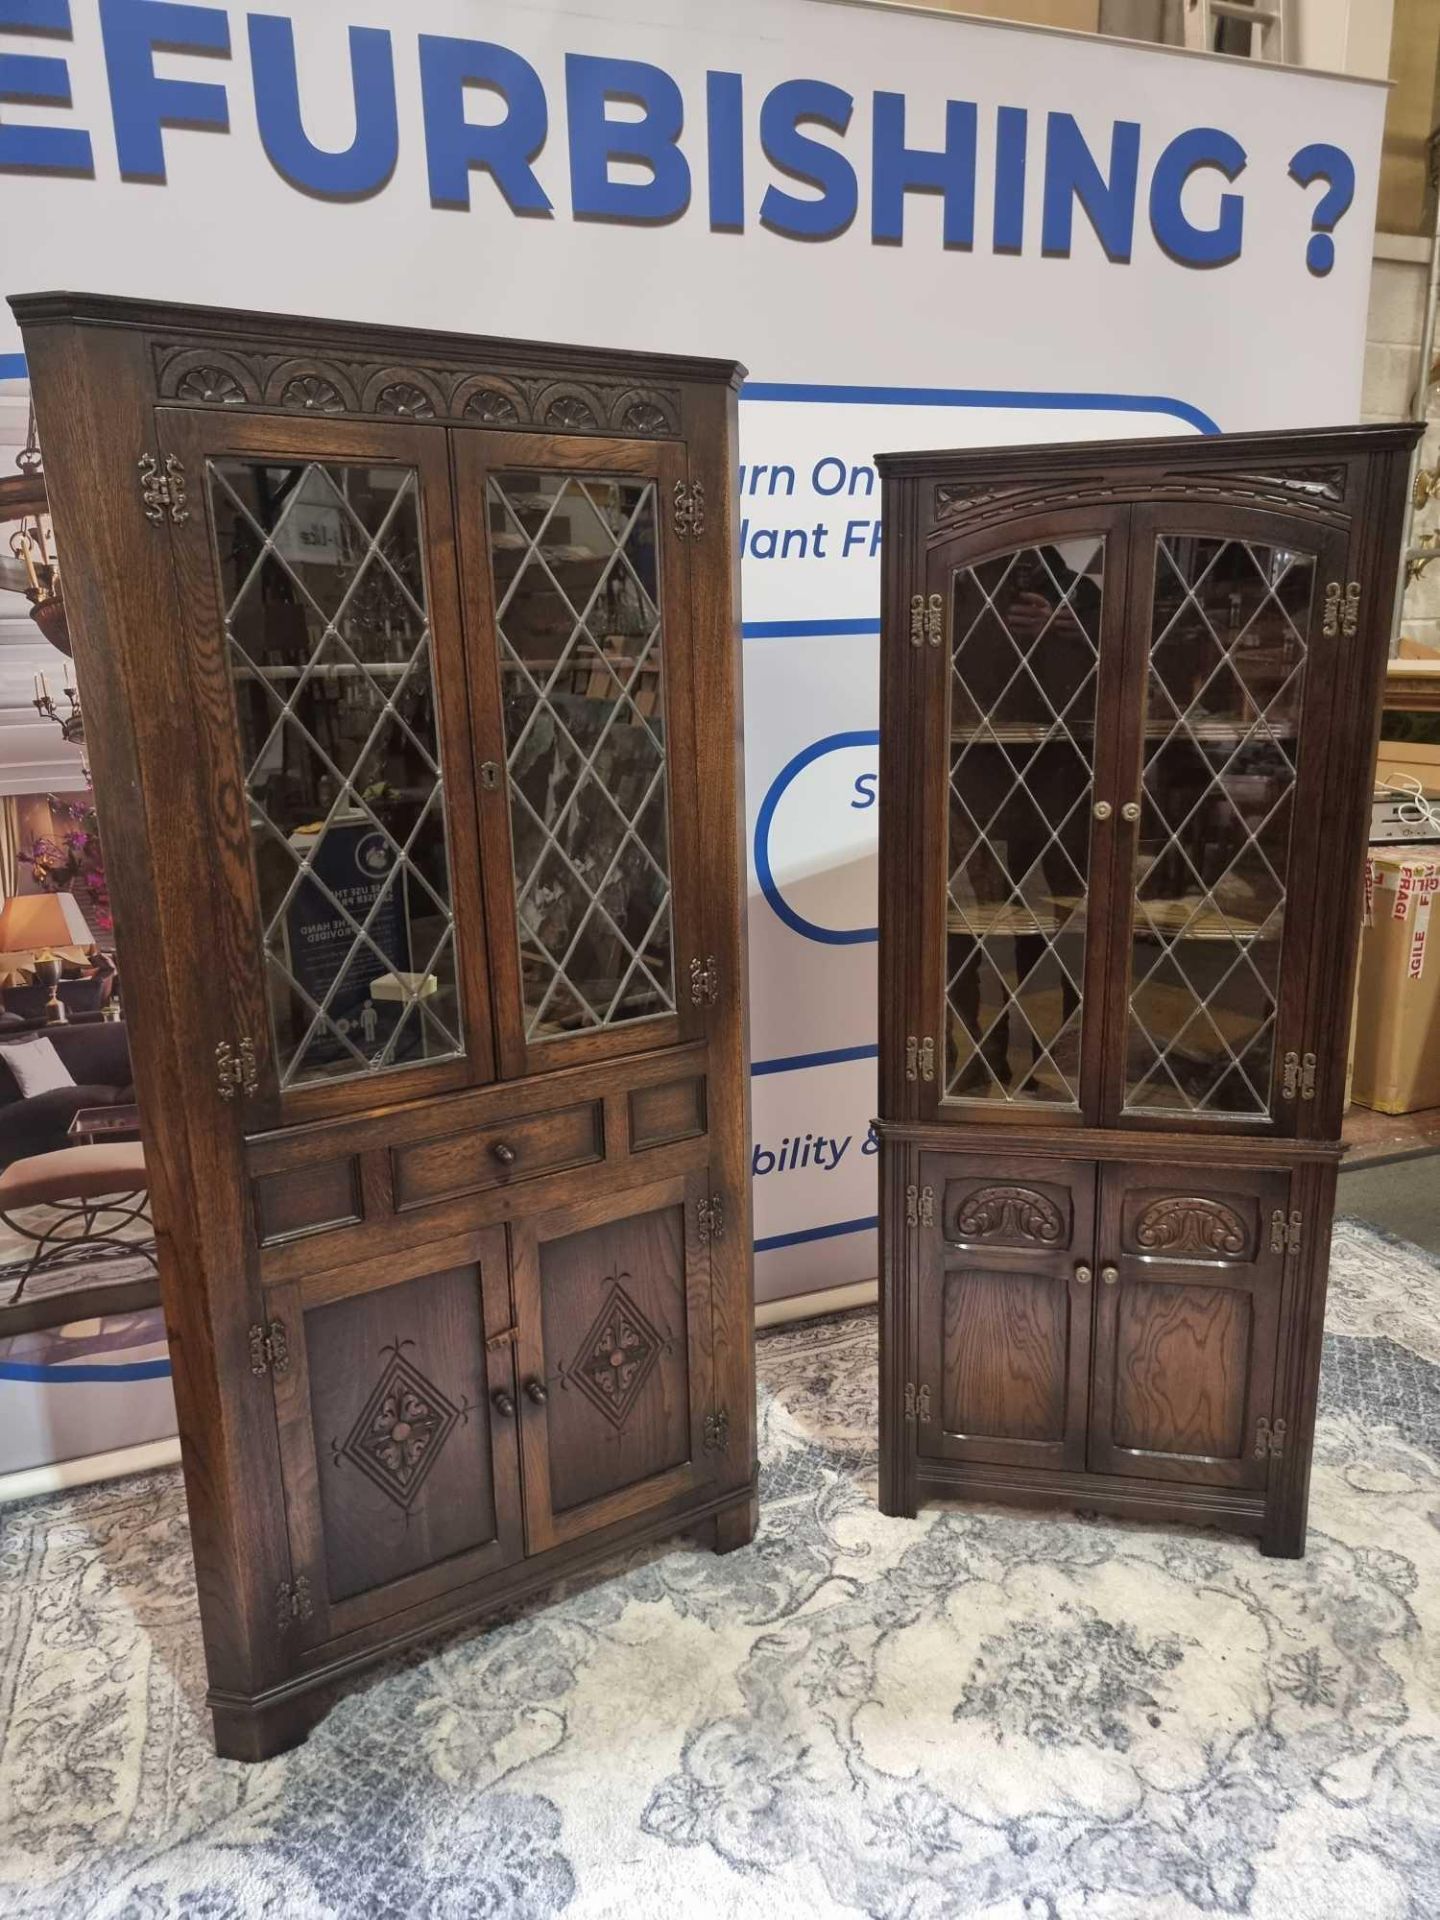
<box><xmin>490</xmin><ymin>1141</ymin><xmax>517</xmax><ymax>1166</ymax></box>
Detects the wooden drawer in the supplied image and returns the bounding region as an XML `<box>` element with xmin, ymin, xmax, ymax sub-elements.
<box><xmin>393</xmin><ymin>1101</ymin><xmax>604</xmax><ymax>1212</ymax></box>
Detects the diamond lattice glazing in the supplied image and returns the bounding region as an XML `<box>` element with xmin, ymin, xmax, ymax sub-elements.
<box><xmin>210</xmin><ymin>459</ymin><xmax>462</xmax><ymax>1090</ymax></box>
<box><xmin>1123</xmin><ymin>536</ymin><xmax>1314</xmax><ymax>1115</ymax></box>
<box><xmin>486</xmin><ymin>473</ymin><xmax>674</xmax><ymax>1042</ymax></box>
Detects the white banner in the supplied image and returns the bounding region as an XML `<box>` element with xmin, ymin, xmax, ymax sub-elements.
<box><xmin>0</xmin><ymin>0</ymin><xmax>1384</xmax><ymax>1327</ymax></box>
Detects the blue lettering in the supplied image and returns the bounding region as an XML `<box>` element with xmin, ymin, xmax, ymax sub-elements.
<box><xmin>871</xmin><ymin>91</ymin><xmax>975</xmax><ymax>248</ymax></box>
<box><xmin>99</xmin><ymin>0</ymin><xmax>229</xmax><ymax>184</ymax></box>
<box><xmin>1041</xmin><ymin>112</ymin><xmax>1140</xmax><ymax>263</ymax></box>
<box><xmin>759</xmin><ymin>78</ymin><xmax>856</xmax><ymax>241</ymax></box>
<box><xmin>567</xmin><ymin>53</ymin><xmax>689</xmax><ymax>223</ymax></box>
<box><xmin>851</xmin><ymin>772</ymin><xmax>878</xmax><ymax>810</ymax></box>
<box><xmin>0</xmin><ymin>0</ymin><xmax>92</xmax><ymax>176</ymax></box>
<box><xmin>1149</xmin><ymin>126</ymin><xmax>1245</xmax><ymax>267</ymax></box>
<box><xmin>706</xmin><ymin>69</ymin><xmax>743</xmax><ymax>230</ymax></box>
<box><xmin>993</xmin><ymin>105</ymin><xmax>1026</xmax><ymax>253</ymax></box>
<box><xmin>249</xmin><ymin>16</ymin><xmax>397</xmax><ymax>201</ymax></box>
<box><xmin>418</xmin><ymin>35</ymin><xmax>552</xmax><ymax>214</ymax></box>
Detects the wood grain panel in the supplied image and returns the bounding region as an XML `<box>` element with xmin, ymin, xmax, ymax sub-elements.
<box><xmin>392</xmin><ymin>1101</ymin><xmax>602</xmax><ymax>1210</ymax></box>
<box><xmin>252</xmin><ymin>1160</ymin><xmax>361</xmax><ymax>1246</ymax></box>
<box><xmin>629</xmin><ymin>1075</ymin><xmax>707</xmax><ymax>1151</ymax></box>
<box><xmin>1110</xmin><ymin>1279</ymin><xmax>1252</xmax><ymax>1459</ymax></box>
<box><xmin>304</xmin><ymin>1265</ymin><xmax>499</xmax><ymax>1603</ymax></box>
<box><xmin>539</xmin><ymin>1202</ymin><xmax>692</xmax><ymax>1514</ymax></box>
<box><xmin>940</xmin><ymin>1267</ymin><xmax>1068</xmax><ymax>1442</ymax></box>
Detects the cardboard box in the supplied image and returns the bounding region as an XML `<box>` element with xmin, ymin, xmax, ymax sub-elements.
<box><xmin>1351</xmin><ymin>847</ymin><xmax>1440</xmax><ymax>1115</ymax></box>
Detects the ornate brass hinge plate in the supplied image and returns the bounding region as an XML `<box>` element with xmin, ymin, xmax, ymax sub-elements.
<box><xmin>926</xmin><ymin>592</ymin><xmax>943</xmax><ymax>646</ymax></box>
<box><xmin>689</xmin><ymin>954</ymin><xmax>719</xmax><ymax>1005</ymax></box>
<box><xmin>905</xmin><ymin>1183</ymin><xmax>935</xmax><ymax>1229</ymax></box>
<box><xmin>1322</xmin><ymin>579</ymin><xmax>1361</xmax><ymax>638</ymax></box>
<box><xmin>249</xmin><ymin>1318</ymin><xmax>290</xmax><ymax>1378</ymax></box>
<box><xmin>216</xmin><ymin>1036</ymin><xmax>258</xmax><ymax>1102</ymax></box>
<box><xmin>673</xmin><ymin>480</ymin><xmax>705</xmax><ymax>538</ymax></box>
<box><xmin>904</xmin><ymin>1035</ymin><xmax>935</xmax><ymax>1083</ymax></box>
<box><xmin>138</xmin><ymin>451</ymin><xmax>189</xmax><ymax>524</ymax></box>
<box><xmin>1254</xmin><ymin>1416</ymin><xmax>1287</xmax><ymax>1461</ymax></box>
<box><xmin>1269</xmin><ymin>1208</ymin><xmax>1303</xmax><ymax>1256</ymax></box>
<box><xmin>703</xmin><ymin>1408</ymin><xmax>730</xmax><ymax>1453</ymax></box>
<box><xmin>276</xmin><ymin>1575</ymin><xmax>313</xmax><ymax>1630</ymax></box>
<box><xmin>903</xmin><ymin>1381</ymin><xmax>932</xmax><ymax>1424</ymax></box>
<box><xmin>909</xmin><ymin>593</ymin><xmax>925</xmax><ymax>646</ymax></box>
<box><xmin>697</xmin><ymin>1193</ymin><xmax>725</xmax><ymax>1244</ymax></box>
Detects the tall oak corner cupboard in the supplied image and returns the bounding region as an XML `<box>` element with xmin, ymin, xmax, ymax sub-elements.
<box><xmin>874</xmin><ymin>422</ymin><xmax>1423</xmax><ymax>1557</ymax></box>
<box><xmin>11</xmin><ymin>293</ymin><xmax>755</xmax><ymax>1760</ymax></box>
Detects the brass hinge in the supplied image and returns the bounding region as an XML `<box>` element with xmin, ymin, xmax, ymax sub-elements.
<box><xmin>1270</xmin><ymin>1208</ymin><xmax>1303</xmax><ymax>1256</ymax></box>
<box><xmin>673</xmin><ymin>480</ymin><xmax>705</xmax><ymax>538</ymax></box>
<box><xmin>689</xmin><ymin>954</ymin><xmax>719</xmax><ymax>1005</ymax></box>
<box><xmin>697</xmin><ymin>1193</ymin><xmax>725</xmax><ymax>1244</ymax></box>
<box><xmin>216</xmin><ymin>1036</ymin><xmax>258</xmax><ymax>1101</ymax></box>
<box><xmin>905</xmin><ymin>1182</ymin><xmax>935</xmax><ymax>1229</ymax></box>
<box><xmin>276</xmin><ymin>1575</ymin><xmax>313</xmax><ymax>1630</ymax></box>
<box><xmin>1322</xmin><ymin>579</ymin><xmax>1361</xmax><ymax>638</ymax></box>
<box><xmin>249</xmin><ymin>1318</ymin><xmax>290</xmax><ymax>1378</ymax></box>
<box><xmin>1254</xmin><ymin>1415</ymin><xmax>1287</xmax><ymax>1461</ymax></box>
<box><xmin>926</xmin><ymin>591</ymin><xmax>943</xmax><ymax>646</ymax></box>
<box><xmin>904</xmin><ymin>1035</ymin><xmax>935</xmax><ymax>1083</ymax></box>
<box><xmin>138</xmin><ymin>451</ymin><xmax>189</xmax><ymax>524</ymax></box>
<box><xmin>1299</xmin><ymin>1052</ymin><xmax>1318</xmax><ymax>1101</ymax></box>
<box><xmin>703</xmin><ymin>1408</ymin><xmax>730</xmax><ymax>1453</ymax></box>
<box><xmin>1280</xmin><ymin>1050</ymin><xmax>1299</xmax><ymax>1100</ymax></box>
<box><xmin>909</xmin><ymin>593</ymin><xmax>925</xmax><ymax>646</ymax></box>
<box><xmin>903</xmin><ymin>1381</ymin><xmax>932</xmax><ymax>1424</ymax></box>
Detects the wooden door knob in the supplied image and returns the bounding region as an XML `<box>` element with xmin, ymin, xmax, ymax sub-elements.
<box><xmin>1100</xmin><ymin>1264</ymin><xmax>1119</xmax><ymax>1286</ymax></box>
<box><xmin>524</xmin><ymin>1377</ymin><xmax>548</xmax><ymax>1405</ymax></box>
<box><xmin>491</xmin><ymin>1389</ymin><xmax>515</xmax><ymax>1418</ymax></box>
<box><xmin>490</xmin><ymin>1141</ymin><xmax>517</xmax><ymax>1166</ymax></box>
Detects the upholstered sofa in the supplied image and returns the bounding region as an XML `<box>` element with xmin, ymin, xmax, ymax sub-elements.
<box><xmin>0</xmin><ymin>1021</ymin><xmax>134</xmax><ymax>1168</ymax></box>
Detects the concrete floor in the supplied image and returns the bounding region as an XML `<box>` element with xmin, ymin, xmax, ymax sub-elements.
<box><xmin>1337</xmin><ymin>1150</ymin><xmax>1440</xmax><ymax>1256</ymax></box>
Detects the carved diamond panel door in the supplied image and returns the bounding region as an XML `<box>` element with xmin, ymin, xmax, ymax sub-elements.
<box><xmin>510</xmin><ymin>1171</ymin><xmax>716</xmax><ymax>1551</ymax></box>
<box><xmin>1088</xmin><ymin>1162</ymin><xmax>1289</xmax><ymax>1488</ymax></box>
<box><xmin>455</xmin><ymin>432</ymin><xmax>706</xmax><ymax>1080</ymax></box>
<box><xmin>1103</xmin><ymin>506</ymin><xmax>1347</xmax><ymax>1132</ymax></box>
<box><xmin>913</xmin><ymin>1150</ymin><xmax>1096</xmax><ymax>1470</ymax></box>
<box><xmin>264</xmin><ymin>1228</ymin><xmax>524</xmax><ymax>1647</ymax></box>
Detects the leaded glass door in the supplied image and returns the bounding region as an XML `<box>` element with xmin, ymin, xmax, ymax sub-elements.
<box><xmin>159</xmin><ymin>410</ymin><xmax>494</xmax><ymax>1130</ymax></box>
<box><xmin>1098</xmin><ymin>504</ymin><xmax>1347</xmax><ymax>1133</ymax></box>
<box><xmin>917</xmin><ymin>509</ymin><xmax>1136</xmax><ymax>1126</ymax></box>
<box><xmin>454</xmin><ymin>432</ymin><xmax>704</xmax><ymax>1079</ymax></box>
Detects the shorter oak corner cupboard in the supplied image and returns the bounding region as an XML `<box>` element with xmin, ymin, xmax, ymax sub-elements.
<box><xmin>874</xmin><ymin>423</ymin><xmax>1421</xmax><ymax>1556</ymax></box>
<box><xmin>11</xmin><ymin>293</ymin><xmax>755</xmax><ymax>1759</ymax></box>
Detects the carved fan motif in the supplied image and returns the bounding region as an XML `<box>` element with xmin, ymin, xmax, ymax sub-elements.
<box><xmin>375</xmin><ymin>382</ymin><xmax>435</xmax><ymax>419</ymax></box>
<box><xmin>339</xmin><ymin>1342</ymin><xmax>459</xmax><ymax>1509</ymax></box>
<box><xmin>954</xmin><ymin>1185</ymin><xmax>1065</xmax><ymax>1245</ymax></box>
<box><xmin>568</xmin><ymin>1278</ymin><xmax>663</xmax><ymax>1428</ymax></box>
<box><xmin>1132</xmin><ymin>1196</ymin><xmax>1249</xmax><ymax>1258</ymax></box>
<box><xmin>622</xmin><ymin>401</ymin><xmax>671</xmax><ymax>434</ymax></box>
<box><xmin>463</xmin><ymin>388</ymin><xmax>520</xmax><ymax>424</ymax></box>
<box><xmin>545</xmin><ymin>394</ymin><xmax>599</xmax><ymax>431</ymax></box>
<box><xmin>280</xmin><ymin>374</ymin><xmax>344</xmax><ymax>413</ymax></box>
<box><xmin>174</xmin><ymin>366</ymin><xmax>246</xmax><ymax>405</ymax></box>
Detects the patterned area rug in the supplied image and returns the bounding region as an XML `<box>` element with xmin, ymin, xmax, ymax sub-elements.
<box><xmin>2</xmin><ymin>1217</ymin><xmax>1438</xmax><ymax>1919</ymax></box>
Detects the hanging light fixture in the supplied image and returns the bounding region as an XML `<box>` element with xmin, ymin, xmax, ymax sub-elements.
<box><xmin>0</xmin><ymin>402</ymin><xmax>70</xmax><ymax>656</ymax></box>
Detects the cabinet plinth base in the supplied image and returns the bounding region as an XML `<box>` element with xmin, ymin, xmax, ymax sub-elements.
<box><xmin>903</xmin><ymin>1458</ymin><xmax>1272</xmax><ymax>1547</ymax></box>
<box><xmin>207</xmin><ymin>1473</ymin><xmax>758</xmax><ymax>1762</ymax></box>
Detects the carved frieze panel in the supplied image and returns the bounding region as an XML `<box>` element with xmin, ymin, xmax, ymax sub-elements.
<box><xmin>950</xmin><ymin>1182</ymin><xmax>1067</xmax><ymax>1248</ymax></box>
<box><xmin>153</xmin><ymin>340</ymin><xmax>682</xmax><ymax>437</ymax></box>
<box><xmin>1130</xmin><ymin>1195</ymin><xmax>1251</xmax><ymax>1260</ymax></box>
<box><xmin>931</xmin><ymin>463</ymin><xmax>1349</xmax><ymax>538</ymax></box>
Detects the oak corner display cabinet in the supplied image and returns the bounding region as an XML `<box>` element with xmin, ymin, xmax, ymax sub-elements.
<box><xmin>11</xmin><ymin>292</ymin><xmax>754</xmax><ymax>1760</ymax></box>
<box><xmin>875</xmin><ymin>423</ymin><xmax>1422</xmax><ymax>1557</ymax></box>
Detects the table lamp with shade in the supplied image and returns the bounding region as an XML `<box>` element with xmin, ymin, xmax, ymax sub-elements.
<box><xmin>0</xmin><ymin>892</ymin><xmax>94</xmax><ymax>1022</ymax></box>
